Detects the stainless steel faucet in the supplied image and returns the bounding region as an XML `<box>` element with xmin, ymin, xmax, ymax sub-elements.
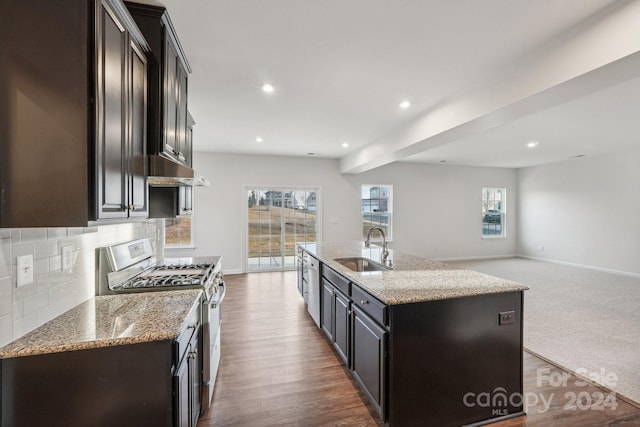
<box><xmin>365</xmin><ymin>227</ymin><xmax>391</xmax><ymax>267</ymax></box>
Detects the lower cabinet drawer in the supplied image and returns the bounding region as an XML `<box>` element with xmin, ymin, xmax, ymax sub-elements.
<box><xmin>323</xmin><ymin>265</ymin><xmax>351</xmax><ymax>296</ymax></box>
<box><xmin>351</xmin><ymin>285</ymin><xmax>386</xmax><ymax>327</ymax></box>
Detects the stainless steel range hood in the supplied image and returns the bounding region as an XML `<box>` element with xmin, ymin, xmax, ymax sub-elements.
<box><xmin>147</xmin><ymin>155</ymin><xmax>209</xmax><ymax>187</ymax></box>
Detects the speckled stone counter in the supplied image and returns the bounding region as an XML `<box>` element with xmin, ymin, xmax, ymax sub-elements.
<box><xmin>298</xmin><ymin>241</ymin><xmax>528</xmax><ymax>304</ymax></box>
<box><xmin>0</xmin><ymin>289</ymin><xmax>202</xmax><ymax>358</ymax></box>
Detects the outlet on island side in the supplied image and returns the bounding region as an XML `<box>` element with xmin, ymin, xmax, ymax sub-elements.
<box><xmin>499</xmin><ymin>310</ymin><xmax>515</xmax><ymax>325</ymax></box>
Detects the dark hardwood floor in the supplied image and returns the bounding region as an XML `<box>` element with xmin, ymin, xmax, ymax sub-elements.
<box><xmin>197</xmin><ymin>272</ymin><xmax>640</xmax><ymax>427</ymax></box>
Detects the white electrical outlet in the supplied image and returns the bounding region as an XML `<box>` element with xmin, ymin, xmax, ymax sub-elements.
<box><xmin>62</xmin><ymin>245</ymin><xmax>73</xmax><ymax>271</ymax></box>
<box><xmin>17</xmin><ymin>255</ymin><xmax>34</xmax><ymax>287</ymax></box>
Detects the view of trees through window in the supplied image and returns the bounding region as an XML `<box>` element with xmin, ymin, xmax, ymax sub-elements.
<box><xmin>247</xmin><ymin>188</ymin><xmax>318</xmax><ymax>270</ymax></box>
<box><xmin>482</xmin><ymin>187</ymin><xmax>505</xmax><ymax>237</ymax></box>
<box><xmin>361</xmin><ymin>185</ymin><xmax>392</xmax><ymax>240</ymax></box>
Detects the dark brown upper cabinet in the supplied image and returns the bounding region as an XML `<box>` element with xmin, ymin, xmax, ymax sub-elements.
<box><xmin>0</xmin><ymin>0</ymin><xmax>149</xmax><ymax>227</ymax></box>
<box><xmin>124</xmin><ymin>3</ymin><xmax>192</xmax><ymax>167</ymax></box>
<box><xmin>96</xmin><ymin>0</ymin><xmax>149</xmax><ymax>220</ymax></box>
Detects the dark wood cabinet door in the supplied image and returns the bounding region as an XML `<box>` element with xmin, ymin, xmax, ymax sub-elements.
<box><xmin>184</xmin><ymin>112</ymin><xmax>195</xmax><ymax>167</ymax></box>
<box><xmin>175</xmin><ymin>61</ymin><xmax>189</xmax><ymax>162</ymax></box>
<box><xmin>188</xmin><ymin>337</ymin><xmax>201</xmax><ymax>427</ymax></box>
<box><xmin>164</xmin><ymin>38</ymin><xmax>178</xmax><ymax>157</ymax></box>
<box><xmin>334</xmin><ymin>290</ymin><xmax>350</xmax><ymax>365</ymax></box>
<box><xmin>96</xmin><ymin>0</ymin><xmax>128</xmax><ymax>219</ymax></box>
<box><xmin>351</xmin><ymin>305</ymin><xmax>387</xmax><ymax>415</ymax></box>
<box><xmin>174</xmin><ymin>354</ymin><xmax>190</xmax><ymax>427</ymax></box>
<box><xmin>321</xmin><ymin>280</ymin><xmax>334</xmax><ymax>340</ymax></box>
<box><xmin>128</xmin><ymin>37</ymin><xmax>148</xmax><ymax>217</ymax></box>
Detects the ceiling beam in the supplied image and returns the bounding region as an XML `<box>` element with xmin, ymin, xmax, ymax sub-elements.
<box><xmin>339</xmin><ymin>0</ymin><xmax>640</xmax><ymax>174</ymax></box>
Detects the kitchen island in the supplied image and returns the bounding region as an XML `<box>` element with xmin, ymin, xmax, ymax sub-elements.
<box><xmin>0</xmin><ymin>290</ymin><xmax>203</xmax><ymax>427</ymax></box>
<box><xmin>298</xmin><ymin>241</ymin><xmax>529</xmax><ymax>427</ymax></box>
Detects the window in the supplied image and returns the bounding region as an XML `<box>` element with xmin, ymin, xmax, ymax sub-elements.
<box><xmin>361</xmin><ymin>185</ymin><xmax>393</xmax><ymax>241</ymax></box>
<box><xmin>165</xmin><ymin>217</ymin><xmax>193</xmax><ymax>247</ymax></box>
<box><xmin>482</xmin><ymin>188</ymin><xmax>505</xmax><ymax>237</ymax></box>
<box><xmin>246</xmin><ymin>187</ymin><xmax>319</xmax><ymax>270</ymax></box>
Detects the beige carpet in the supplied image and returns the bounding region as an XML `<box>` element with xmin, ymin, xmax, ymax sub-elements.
<box><xmin>448</xmin><ymin>257</ymin><xmax>640</xmax><ymax>407</ymax></box>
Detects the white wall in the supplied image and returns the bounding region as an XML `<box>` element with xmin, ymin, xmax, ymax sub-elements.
<box><xmin>0</xmin><ymin>220</ymin><xmax>162</xmax><ymax>346</ymax></box>
<box><xmin>517</xmin><ymin>148</ymin><xmax>640</xmax><ymax>276</ymax></box>
<box><xmin>167</xmin><ymin>153</ymin><xmax>361</xmax><ymax>272</ymax></box>
<box><xmin>172</xmin><ymin>153</ymin><xmax>517</xmax><ymax>272</ymax></box>
<box><xmin>351</xmin><ymin>162</ymin><xmax>517</xmax><ymax>260</ymax></box>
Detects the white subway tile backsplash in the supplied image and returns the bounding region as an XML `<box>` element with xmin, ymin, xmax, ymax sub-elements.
<box><xmin>0</xmin><ymin>238</ymin><xmax>10</xmax><ymax>278</ymax></box>
<box><xmin>12</xmin><ymin>244</ymin><xmax>35</xmax><ymax>263</ymax></box>
<box><xmin>49</xmin><ymin>255</ymin><xmax>62</xmax><ymax>272</ymax></box>
<box><xmin>0</xmin><ymin>277</ymin><xmax>12</xmax><ymax>316</ymax></box>
<box><xmin>12</xmin><ymin>300</ymin><xmax>24</xmax><ymax>321</ymax></box>
<box><xmin>13</xmin><ymin>311</ymin><xmax>38</xmax><ymax>338</ymax></box>
<box><xmin>35</xmin><ymin>258</ymin><xmax>49</xmax><ymax>276</ymax></box>
<box><xmin>36</xmin><ymin>270</ymin><xmax>60</xmax><ymax>291</ymax></box>
<box><xmin>23</xmin><ymin>291</ymin><xmax>48</xmax><ymax>315</ymax></box>
<box><xmin>37</xmin><ymin>301</ymin><xmax>67</xmax><ymax>326</ymax></box>
<box><xmin>57</xmin><ymin>239</ymin><xmax>78</xmax><ymax>254</ymax></box>
<box><xmin>13</xmin><ymin>280</ymin><xmax>37</xmax><ymax>302</ymax></box>
<box><xmin>0</xmin><ymin>314</ymin><xmax>12</xmax><ymax>347</ymax></box>
<box><xmin>0</xmin><ymin>220</ymin><xmax>161</xmax><ymax>347</ymax></box>
<box><xmin>47</xmin><ymin>228</ymin><xmax>67</xmax><ymax>240</ymax></box>
<box><xmin>20</xmin><ymin>228</ymin><xmax>47</xmax><ymax>244</ymax></box>
<box><xmin>36</xmin><ymin>241</ymin><xmax>58</xmax><ymax>259</ymax></box>
<box><xmin>67</xmin><ymin>227</ymin><xmax>84</xmax><ymax>236</ymax></box>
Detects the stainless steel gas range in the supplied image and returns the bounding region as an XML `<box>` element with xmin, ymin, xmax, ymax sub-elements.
<box><xmin>96</xmin><ymin>238</ymin><xmax>224</xmax><ymax>413</ymax></box>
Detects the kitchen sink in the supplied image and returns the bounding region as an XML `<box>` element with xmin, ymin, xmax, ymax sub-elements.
<box><xmin>334</xmin><ymin>257</ymin><xmax>389</xmax><ymax>272</ymax></box>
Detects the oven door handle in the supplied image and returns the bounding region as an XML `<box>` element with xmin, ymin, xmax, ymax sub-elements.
<box><xmin>212</xmin><ymin>282</ymin><xmax>226</xmax><ymax>308</ymax></box>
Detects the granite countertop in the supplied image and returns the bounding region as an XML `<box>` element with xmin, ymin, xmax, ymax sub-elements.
<box><xmin>298</xmin><ymin>241</ymin><xmax>528</xmax><ymax>304</ymax></box>
<box><xmin>0</xmin><ymin>289</ymin><xmax>202</xmax><ymax>359</ymax></box>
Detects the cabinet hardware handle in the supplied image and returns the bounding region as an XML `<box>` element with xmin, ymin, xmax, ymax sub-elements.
<box><xmin>361</xmin><ymin>300</ymin><xmax>368</xmax><ymax>305</ymax></box>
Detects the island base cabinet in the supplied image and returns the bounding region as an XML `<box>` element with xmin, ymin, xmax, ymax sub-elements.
<box><xmin>334</xmin><ymin>290</ymin><xmax>350</xmax><ymax>364</ymax></box>
<box><xmin>351</xmin><ymin>305</ymin><xmax>387</xmax><ymax>417</ymax></box>
<box><xmin>387</xmin><ymin>291</ymin><xmax>524</xmax><ymax>427</ymax></box>
<box><xmin>1</xmin><ymin>341</ymin><xmax>174</xmax><ymax>427</ymax></box>
<box><xmin>173</xmin><ymin>334</ymin><xmax>201</xmax><ymax>427</ymax></box>
<box><xmin>321</xmin><ymin>280</ymin><xmax>350</xmax><ymax>366</ymax></box>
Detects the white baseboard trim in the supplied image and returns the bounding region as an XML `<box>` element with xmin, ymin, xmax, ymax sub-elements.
<box><xmin>435</xmin><ymin>254</ymin><xmax>518</xmax><ymax>262</ymax></box>
<box><xmin>223</xmin><ymin>269</ymin><xmax>243</xmax><ymax>275</ymax></box>
<box><xmin>517</xmin><ymin>255</ymin><xmax>640</xmax><ymax>279</ymax></box>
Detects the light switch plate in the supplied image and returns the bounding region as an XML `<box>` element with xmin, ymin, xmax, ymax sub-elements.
<box><xmin>61</xmin><ymin>245</ymin><xmax>73</xmax><ymax>271</ymax></box>
<box><xmin>17</xmin><ymin>255</ymin><xmax>34</xmax><ymax>287</ymax></box>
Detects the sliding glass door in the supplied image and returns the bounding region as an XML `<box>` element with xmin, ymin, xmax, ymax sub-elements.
<box><xmin>246</xmin><ymin>188</ymin><xmax>319</xmax><ymax>271</ymax></box>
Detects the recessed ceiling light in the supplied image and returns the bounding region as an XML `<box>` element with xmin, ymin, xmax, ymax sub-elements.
<box><xmin>399</xmin><ymin>100</ymin><xmax>411</xmax><ymax>109</ymax></box>
<box><xmin>256</xmin><ymin>136</ymin><xmax>263</xmax><ymax>143</ymax></box>
<box><xmin>527</xmin><ymin>141</ymin><xmax>539</xmax><ymax>148</ymax></box>
<box><xmin>342</xmin><ymin>142</ymin><xmax>349</xmax><ymax>148</ymax></box>
<box><xmin>261</xmin><ymin>83</ymin><xmax>275</xmax><ymax>93</ymax></box>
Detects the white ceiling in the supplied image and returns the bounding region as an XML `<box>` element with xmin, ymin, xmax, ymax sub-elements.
<box><xmin>404</xmin><ymin>74</ymin><xmax>640</xmax><ymax>168</ymax></box>
<box><xmin>137</xmin><ymin>0</ymin><xmax>639</xmax><ymax>169</ymax></box>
